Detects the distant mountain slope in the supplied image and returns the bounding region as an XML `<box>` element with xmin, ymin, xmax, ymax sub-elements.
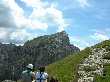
<box><xmin>46</xmin><ymin>40</ymin><xmax>110</xmax><ymax>82</ymax></box>
<box><xmin>0</xmin><ymin>31</ymin><xmax>80</xmax><ymax>81</ymax></box>
<box><xmin>24</xmin><ymin>31</ymin><xmax>80</xmax><ymax>66</ymax></box>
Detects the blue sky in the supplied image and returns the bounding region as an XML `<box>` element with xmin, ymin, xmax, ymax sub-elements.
<box><xmin>0</xmin><ymin>0</ymin><xmax>110</xmax><ymax>49</ymax></box>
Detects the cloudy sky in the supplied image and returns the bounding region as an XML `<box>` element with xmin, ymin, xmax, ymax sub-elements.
<box><xmin>0</xmin><ymin>0</ymin><xmax>110</xmax><ymax>49</ymax></box>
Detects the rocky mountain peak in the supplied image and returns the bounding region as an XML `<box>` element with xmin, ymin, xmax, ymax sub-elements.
<box><xmin>0</xmin><ymin>31</ymin><xmax>80</xmax><ymax>81</ymax></box>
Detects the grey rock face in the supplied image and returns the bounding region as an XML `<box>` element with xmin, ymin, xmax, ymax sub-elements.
<box><xmin>0</xmin><ymin>31</ymin><xmax>80</xmax><ymax>81</ymax></box>
<box><xmin>77</xmin><ymin>48</ymin><xmax>110</xmax><ymax>82</ymax></box>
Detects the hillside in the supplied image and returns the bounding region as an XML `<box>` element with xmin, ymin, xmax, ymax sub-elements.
<box><xmin>24</xmin><ymin>31</ymin><xmax>80</xmax><ymax>66</ymax></box>
<box><xmin>0</xmin><ymin>31</ymin><xmax>80</xmax><ymax>81</ymax></box>
<box><xmin>46</xmin><ymin>40</ymin><xmax>110</xmax><ymax>82</ymax></box>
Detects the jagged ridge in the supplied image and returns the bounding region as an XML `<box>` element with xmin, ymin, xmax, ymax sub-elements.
<box><xmin>0</xmin><ymin>31</ymin><xmax>80</xmax><ymax>81</ymax></box>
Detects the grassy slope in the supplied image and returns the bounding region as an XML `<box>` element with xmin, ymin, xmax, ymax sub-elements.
<box><xmin>46</xmin><ymin>40</ymin><xmax>110</xmax><ymax>82</ymax></box>
<box><xmin>94</xmin><ymin>40</ymin><xmax>110</xmax><ymax>82</ymax></box>
<box><xmin>46</xmin><ymin>48</ymin><xmax>91</xmax><ymax>82</ymax></box>
<box><xmin>95</xmin><ymin>64</ymin><xmax>110</xmax><ymax>82</ymax></box>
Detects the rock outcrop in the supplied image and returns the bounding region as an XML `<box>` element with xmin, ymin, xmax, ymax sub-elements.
<box><xmin>24</xmin><ymin>31</ymin><xmax>80</xmax><ymax>66</ymax></box>
<box><xmin>77</xmin><ymin>48</ymin><xmax>110</xmax><ymax>82</ymax></box>
<box><xmin>0</xmin><ymin>31</ymin><xmax>80</xmax><ymax>81</ymax></box>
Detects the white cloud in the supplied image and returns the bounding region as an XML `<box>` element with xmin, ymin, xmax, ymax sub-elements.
<box><xmin>4</xmin><ymin>0</ymin><xmax>48</xmax><ymax>30</ymax></box>
<box><xmin>28</xmin><ymin>2</ymin><xmax>68</xmax><ymax>32</ymax></box>
<box><xmin>90</xmin><ymin>33</ymin><xmax>109</xmax><ymax>41</ymax></box>
<box><xmin>91</xmin><ymin>29</ymin><xmax>105</xmax><ymax>34</ymax></box>
<box><xmin>10</xmin><ymin>30</ymin><xmax>31</xmax><ymax>42</ymax></box>
<box><xmin>30</xmin><ymin>7</ymin><xmax>47</xmax><ymax>18</ymax></box>
<box><xmin>46</xmin><ymin>6</ymin><xmax>69</xmax><ymax>32</ymax></box>
<box><xmin>67</xmin><ymin>29</ymin><xmax>109</xmax><ymax>50</ymax></box>
<box><xmin>21</xmin><ymin>0</ymin><xmax>45</xmax><ymax>8</ymax></box>
<box><xmin>3</xmin><ymin>0</ymin><xmax>24</xmax><ymax>28</ymax></box>
<box><xmin>0</xmin><ymin>0</ymin><xmax>68</xmax><ymax>44</ymax></box>
<box><xmin>0</xmin><ymin>0</ymin><xmax>45</xmax><ymax>43</ymax></box>
<box><xmin>90</xmin><ymin>29</ymin><xmax>110</xmax><ymax>41</ymax></box>
<box><xmin>29</xmin><ymin>3</ymin><xmax>68</xmax><ymax>32</ymax></box>
<box><xmin>0</xmin><ymin>28</ymin><xmax>13</xmax><ymax>43</ymax></box>
<box><xmin>27</xmin><ymin>20</ymin><xmax>48</xmax><ymax>30</ymax></box>
<box><xmin>77</xmin><ymin>0</ymin><xmax>90</xmax><ymax>8</ymax></box>
<box><xmin>70</xmin><ymin>36</ymin><xmax>90</xmax><ymax>50</ymax></box>
<box><xmin>0</xmin><ymin>28</ymin><xmax>8</xmax><ymax>39</ymax></box>
<box><xmin>7</xmin><ymin>0</ymin><xmax>67</xmax><ymax>31</ymax></box>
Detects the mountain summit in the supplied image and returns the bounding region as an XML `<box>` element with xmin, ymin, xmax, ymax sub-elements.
<box><xmin>0</xmin><ymin>31</ymin><xmax>80</xmax><ymax>81</ymax></box>
<box><xmin>24</xmin><ymin>31</ymin><xmax>80</xmax><ymax>65</ymax></box>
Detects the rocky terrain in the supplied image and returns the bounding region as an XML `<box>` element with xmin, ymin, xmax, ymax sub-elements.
<box><xmin>77</xmin><ymin>48</ymin><xmax>110</xmax><ymax>82</ymax></box>
<box><xmin>46</xmin><ymin>40</ymin><xmax>110</xmax><ymax>82</ymax></box>
<box><xmin>0</xmin><ymin>31</ymin><xmax>80</xmax><ymax>81</ymax></box>
<box><xmin>24</xmin><ymin>31</ymin><xmax>80</xmax><ymax>66</ymax></box>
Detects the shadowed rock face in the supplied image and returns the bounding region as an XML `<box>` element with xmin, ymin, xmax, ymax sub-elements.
<box><xmin>0</xmin><ymin>31</ymin><xmax>80</xmax><ymax>81</ymax></box>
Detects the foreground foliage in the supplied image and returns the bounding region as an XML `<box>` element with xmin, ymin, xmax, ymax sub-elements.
<box><xmin>46</xmin><ymin>40</ymin><xmax>110</xmax><ymax>82</ymax></box>
<box><xmin>46</xmin><ymin>48</ymin><xmax>91</xmax><ymax>82</ymax></box>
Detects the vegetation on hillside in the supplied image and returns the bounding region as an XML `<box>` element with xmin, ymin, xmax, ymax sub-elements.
<box><xmin>95</xmin><ymin>64</ymin><xmax>110</xmax><ymax>82</ymax></box>
<box><xmin>46</xmin><ymin>40</ymin><xmax>110</xmax><ymax>82</ymax></box>
<box><xmin>93</xmin><ymin>40</ymin><xmax>110</xmax><ymax>82</ymax></box>
<box><xmin>46</xmin><ymin>48</ymin><xmax>91</xmax><ymax>82</ymax></box>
